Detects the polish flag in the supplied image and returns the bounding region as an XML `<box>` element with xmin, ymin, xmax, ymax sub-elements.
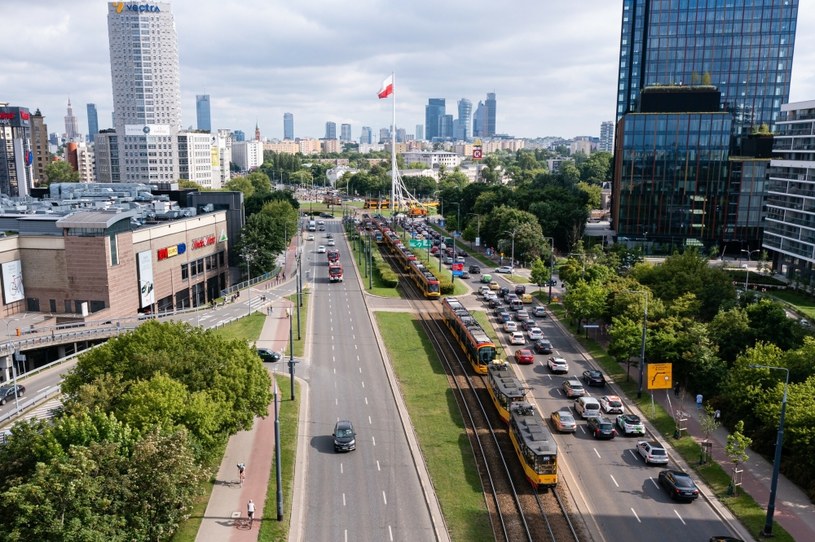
<box><xmin>378</xmin><ymin>75</ymin><xmax>394</xmax><ymax>99</ymax></box>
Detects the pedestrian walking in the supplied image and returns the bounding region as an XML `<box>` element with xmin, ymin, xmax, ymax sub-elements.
<box><xmin>674</xmin><ymin>382</ymin><xmax>681</xmax><ymax>397</ymax></box>
<box><xmin>696</xmin><ymin>393</ymin><xmax>703</xmax><ymax>410</ymax></box>
<box><xmin>247</xmin><ymin>499</ymin><xmax>255</xmax><ymax>527</ymax></box>
<box><xmin>714</xmin><ymin>409</ymin><xmax>721</xmax><ymax>421</ymax></box>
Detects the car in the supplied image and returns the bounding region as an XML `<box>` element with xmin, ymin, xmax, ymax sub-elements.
<box><xmin>509</xmin><ymin>331</ymin><xmax>526</xmax><ymax>345</ymax></box>
<box><xmin>317</xmin><ymin>245</ymin><xmax>326</xmax><ymax>253</ymax></box>
<box><xmin>327</xmin><ymin>239</ymin><xmax>336</xmax><ymax>246</ymax></box>
<box><xmin>256</xmin><ymin>348</ymin><xmax>282</xmax><ymax>363</ymax></box>
<box><xmin>574</xmin><ymin>396</ymin><xmax>602</xmax><ymax>419</ymax></box>
<box><xmin>489</xmin><ymin>281</ymin><xmax>500</xmax><ymax>291</ymax></box>
<box><xmin>497</xmin><ymin>311</ymin><xmax>511</xmax><ymax>324</ymax></box>
<box><xmin>333</xmin><ymin>420</ymin><xmax>357</xmax><ymax>452</ymax></box>
<box><xmin>0</xmin><ymin>384</ymin><xmax>25</xmax><ymax>405</ymax></box>
<box><xmin>562</xmin><ymin>378</ymin><xmax>585</xmax><ymax>398</ymax></box>
<box><xmin>521</xmin><ymin>293</ymin><xmax>533</xmax><ymax>304</ymax></box>
<box><xmin>550</xmin><ymin>408</ymin><xmax>577</xmax><ymax>433</ymax></box>
<box><xmin>527</xmin><ymin>327</ymin><xmax>543</xmax><ymax>341</ymax></box>
<box><xmin>658</xmin><ymin>469</ymin><xmax>700</xmax><ymax>501</ymax></box>
<box><xmin>515</xmin><ymin>310</ymin><xmax>530</xmax><ymax>321</ymax></box>
<box><xmin>478</xmin><ymin>285</ymin><xmax>490</xmax><ymax>296</ymax></box>
<box><xmin>514</xmin><ymin>348</ymin><xmax>535</xmax><ymax>365</ymax></box>
<box><xmin>532</xmin><ymin>306</ymin><xmax>548</xmax><ymax>318</ymax></box>
<box><xmin>600</xmin><ymin>395</ymin><xmax>624</xmax><ymax>414</ymax></box>
<box><xmin>457</xmin><ymin>249</ymin><xmax>468</xmax><ymax>257</ymax></box>
<box><xmin>616</xmin><ymin>414</ymin><xmax>645</xmax><ymax>436</ymax></box>
<box><xmin>582</xmin><ymin>369</ymin><xmax>606</xmax><ymax>387</ymax></box>
<box><xmin>468</xmin><ymin>265</ymin><xmax>481</xmax><ymax>274</ymax></box>
<box><xmin>495</xmin><ymin>265</ymin><xmax>514</xmax><ymax>274</ymax></box>
<box><xmin>546</xmin><ymin>278</ymin><xmax>558</xmax><ymax>286</ymax></box>
<box><xmin>533</xmin><ymin>339</ymin><xmax>553</xmax><ymax>354</ymax></box>
<box><xmin>444</xmin><ymin>257</ymin><xmax>454</xmax><ymax>265</ymax></box>
<box><xmin>460</xmin><ymin>271</ymin><xmax>471</xmax><ymax>279</ymax></box>
<box><xmin>547</xmin><ymin>356</ymin><xmax>569</xmax><ymax>373</ymax></box>
<box><xmin>499</xmin><ymin>286</ymin><xmax>511</xmax><ymax>298</ymax></box>
<box><xmin>430</xmin><ymin>246</ymin><xmax>440</xmax><ymax>255</ymax></box>
<box><xmin>487</xmin><ymin>296</ymin><xmax>503</xmax><ymax>308</ymax></box>
<box><xmin>514</xmin><ymin>285</ymin><xmax>526</xmax><ymax>295</ymax></box>
<box><xmin>586</xmin><ymin>416</ymin><xmax>617</xmax><ymax>439</ymax></box>
<box><xmin>326</xmin><ymin>233</ymin><xmax>334</xmax><ymax>238</ymax></box>
<box><xmin>503</xmin><ymin>321</ymin><xmax>518</xmax><ymax>333</ymax></box>
<box><xmin>483</xmin><ymin>292</ymin><xmax>498</xmax><ymax>303</ymax></box>
<box><xmin>480</xmin><ymin>273</ymin><xmax>493</xmax><ymax>284</ymax></box>
<box><xmin>307</xmin><ymin>234</ymin><xmax>315</xmax><ymax>241</ymax></box>
<box><xmin>455</xmin><ymin>256</ymin><xmax>465</xmax><ymax>263</ymax></box>
<box><xmin>637</xmin><ymin>440</ymin><xmax>669</xmax><ymax>465</ymax></box>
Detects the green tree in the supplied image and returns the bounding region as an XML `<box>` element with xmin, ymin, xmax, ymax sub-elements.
<box><xmin>529</xmin><ymin>258</ymin><xmax>550</xmax><ymax>291</ymax></box>
<box><xmin>708</xmin><ymin>307</ymin><xmax>752</xmax><ymax>363</ymax></box>
<box><xmin>178</xmin><ymin>179</ymin><xmax>205</xmax><ymax>190</ymax></box>
<box><xmin>608</xmin><ymin>315</ymin><xmax>643</xmax><ymax>380</ymax></box>
<box><xmin>44</xmin><ymin>160</ymin><xmax>80</xmax><ymax>184</ymax></box>
<box><xmin>562</xmin><ymin>280</ymin><xmax>607</xmax><ymax>330</ymax></box>
<box><xmin>237</xmin><ymin>212</ymin><xmax>284</xmax><ymax>275</ymax></box>
<box><xmin>725</xmin><ymin>420</ymin><xmax>752</xmax><ymax>495</ymax></box>
<box><xmin>224</xmin><ymin>176</ymin><xmax>255</xmax><ymax>199</ymax></box>
<box><xmin>246</xmin><ymin>171</ymin><xmax>272</xmax><ymax>195</ymax></box>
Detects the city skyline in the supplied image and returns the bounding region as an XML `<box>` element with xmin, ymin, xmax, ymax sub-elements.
<box><xmin>3</xmin><ymin>1</ymin><xmax>815</xmax><ymax>141</ymax></box>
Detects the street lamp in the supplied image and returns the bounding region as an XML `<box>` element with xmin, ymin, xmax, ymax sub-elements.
<box><xmin>5</xmin><ymin>316</ymin><xmax>25</xmax><ymax>415</ymax></box>
<box><xmin>741</xmin><ymin>249</ymin><xmax>760</xmax><ymax>291</ymax></box>
<box><xmin>624</xmin><ymin>289</ymin><xmax>649</xmax><ymax>399</ymax></box>
<box><xmin>544</xmin><ymin>237</ymin><xmax>555</xmax><ymax>303</ymax></box>
<box><xmin>742</xmin><ymin>264</ymin><xmax>751</xmax><ymax>292</ymax></box>
<box><xmin>449</xmin><ymin>202</ymin><xmax>460</xmax><ymax>282</ymax></box>
<box><xmin>749</xmin><ymin>364</ymin><xmax>789</xmax><ymax>538</ymax></box>
<box><xmin>242</xmin><ymin>247</ymin><xmax>255</xmax><ymax>317</ymax></box>
<box><xmin>287</xmin><ymin>307</ymin><xmax>296</xmax><ymax>400</ymax></box>
<box><xmin>503</xmin><ymin>228</ymin><xmax>518</xmax><ymax>270</ymax></box>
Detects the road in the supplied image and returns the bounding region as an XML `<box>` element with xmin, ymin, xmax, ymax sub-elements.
<box><xmin>299</xmin><ymin>221</ymin><xmax>437</xmax><ymax>542</ymax></box>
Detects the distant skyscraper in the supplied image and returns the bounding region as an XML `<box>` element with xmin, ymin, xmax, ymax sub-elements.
<box><xmin>415</xmin><ymin>124</ymin><xmax>424</xmax><ymax>141</ymax></box>
<box><xmin>425</xmin><ymin>99</ymin><xmax>445</xmax><ymax>141</ymax></box>
<box><xmin>64</xmin><ymin>99</ymin><xmax>80</xmax><ymax>141</ymax></box>
<box><xmin>107</xmin><ymin>1</ymin><xmax>181</xmax><ymax>185</ymax></box>
<box><xmin>325</xmin><ymin>121</ymin><xmax>337</xmax><ymax>139</ymax></box>
<box><xmin>599</xmin><ymin>121</ymin><xmax>614</xmax><ymax>152</ymax></box>
<box><xmin>233</xmin><ymin>130</ymin><xmax>246</xmax><ymax>142</ymax></box>
<box><xmin>340</xmin><ymin>123</ymin><xmax>352</xmax><ymax>142</ymax></box>
<box><xmin>396</xmin><ymin>128</ymin><xmax>406</xmax><ymax>143</ymax></box>
<box><xmin>86</xmin><ymin>103</ymin><xmax>99</xmax><ymax>143</ymax></box>
<box><xmin>360</xmin><ymin>126</ymin><xmax>372</xmax><ymax>145</ymax></box>
<box><xmin>485</xmin><ymin>93</ymin><xmax>496</xmax><ymax>137</ymax></box>
<box><xmin>283</xmin><ymin>112</ymin><xmax>294</xmax><ymax>140</ymax></box>
<box><xmin>473</xmin><ymin>101</ymin><xmax>485</xmax><ymax>138</ymax></box>
<box><xmin>30</xmin><ymin>109</ymin><xmax>51</xmax><ymax>186</ymax></box>
<box><xmin>378</xmin><ymin>127</ymin><xmax>390</xmax><ymax>144</ymax></box>
<box><xmin>196</xmin><ymin>95</ymin><xmax>211</xmax><ymax>132</ymax></box>
<box><xmin>455</xmin><ymin>98</ymin><xmax>472</xmax><ymax>141</ymax></box>
<box><xmin>440</xmin><ymin>115</ymin><xmax>454</xmax><ymax>140</ymax></box>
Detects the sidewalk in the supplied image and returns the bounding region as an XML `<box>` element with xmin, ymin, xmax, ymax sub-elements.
<box><xmin>640</xmin><ymin>375</ymin><xmax>815</xmax><ymax>541</ymax></box>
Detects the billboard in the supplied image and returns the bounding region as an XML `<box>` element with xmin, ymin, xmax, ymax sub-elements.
<box><xmin>1</xmin><ymin>260</ymin><xmax>25</xmax><ymax>304</ymax></box>
<box><xmin>647</xmin><ymin>363</ymin><xmax>673</xmax><ymax>390</ymax></box>
<box><xmin>137</xmin><ymin>251</ymin><xmax>155</xmax><ymax>308</ymax></box>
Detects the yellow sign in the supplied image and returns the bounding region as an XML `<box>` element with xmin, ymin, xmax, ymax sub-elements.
<box><xmin>647</xmin><ymin>363</ymin><xmax>673</xmax><ymax>390</ymax></box>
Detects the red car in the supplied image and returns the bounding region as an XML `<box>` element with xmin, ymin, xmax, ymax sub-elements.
<box><xmin>514</xmin><ymin>348</ymin><xmax>535</xmax><ymax>365</ymax></box>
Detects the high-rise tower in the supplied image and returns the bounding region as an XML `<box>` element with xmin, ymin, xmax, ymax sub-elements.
<box><xmin>107</xmin><ymin>1</ymin><xmax>181</xmax><ymax>186</ymax></box>
<box><xmin>283</xmin><ymin>112</ymin><xmax>294</xmax><ymax>140</ymax></box>
<box><xmin>196</xmin><ymin>95</ymin><xmax>211</xmax><ymax>132</ymax></box>
<box><xmin>64</xmin><ymin>99</ymin><xmax>80</xmax><ymax>141</ymax></box>
<box><xmin>425</xmin><ymin>99</ymin><xmax>445</xmax><ymax>141</ymax></box>
<box><xmin>455</xmin><ymin>99</ymin><xmax>472</xmax><ymax>141</ymax></box>
<box><xmin>325</xmin><ymin>122</ymin><xmax>337</xmax><ymax>140</ymax></box>
<box><xmin>484</xmin><ymin>93</ymin><xmax>496</xmax><ymax>137</ymax></box>
<box><xmin>86</xmin><ymin>103</ymin><xmax>99</xmax><ymax>143</ymax></box>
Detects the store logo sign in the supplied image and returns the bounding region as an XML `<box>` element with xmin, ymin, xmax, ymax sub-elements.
<box><xmin>157</xmin><ymin>242</ymin><xmax>186</xmax><ymax>261</ymax></box>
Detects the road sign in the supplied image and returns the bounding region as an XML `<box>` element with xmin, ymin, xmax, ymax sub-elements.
<box><xmin>647</xmin><ymin>362</ymin><xmax>673</xmax><ymax>390</ymax></box>
<box><xmin>409</xmin><ymin>239</ymin><xmax>431</xmax><ymax>248</ymax></box>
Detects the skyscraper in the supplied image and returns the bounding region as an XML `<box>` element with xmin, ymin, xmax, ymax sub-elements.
<box><xmin>0</xmin><ymin>106</ymin><xmax>33</xmax><ymax>196</ymax></box>
<box><xmin>86</xmin><ymin>103</ymin><xmax>99</xmax><ymax>143</ymax></box>
<box><xmin>340</xmin><ymin>123</ymin><xmax>352</xmax><ymax>142</ymax></box>
<box><xmin>283</xmin><ymin>112</ymin><xmax>294</xmax><ymax>140</ymax></box>
<box><xmin>473</xmin><ymin>101</ymin><xmax>485</xmax><ymax>138</ymax></box>
<box><xmin>196</xmin><ymin>95</ymin><xmax>211</xmax><ymax>132</ymax></box>
<box><xmin>30</xmin><ymin>109</ymin><xmax>51</xmax><ymax>186</ymax></box>
<box><xmin>425</xmin><ymin>99</ymin><xmax>445</xmax><ymax>141</ymax></box>
<box><xmin>598</xmin><ymin>121</ymin><xmax>613</xmax><ymax>152</ymax></box>
<box><xmin>360</xmin><ymin>126</ymin><xmax>372</xmax><ymax>145</ymax></box>
<box><xmin>612</xmin><ymin>0</ymin><xmax>799</xmax><ymax>253</ymax></box>
<box><xmin>484</xmin><ymin>93</ymin><xmax>496</xmax><ymax>137</ymax></box>
<box><xmin>107</xmin><ymin>1</ymin><xmax>181</xmax><ymax>186</ymax></box>
<box><xmin>455</xmin><ymin>98</ymin><xmax>472</xmax><ymax>141</ymax></box>
<box><xmin>64</xmin><ymin>99</ymin><xmax>80</xmax><ymax>141</ymax></box>
<box><xmin>325</xmin><ymin>121</ymin><xmax>337</xmax><ymax>140</ymax></box>
<box><xmin>415</xmin><ymin>124</ymin><xmax>424</xmax><ymax>141</ymax></box>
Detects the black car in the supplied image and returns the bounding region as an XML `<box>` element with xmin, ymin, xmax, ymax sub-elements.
<box><xmin>533</xmin><ymin>339</ymin><xmax>553</xmax><ymax>354</ymax></box>
<box><xmin>586</xmin><ymin>416</ymin><xmax>617</xmax><ymax>439</ymax></box>
<box><xmin>0</xmin><ymin>384</ymin><xmax>25</xmax><ymax>405</ymax></box>
<box><xmin>658</xmin><ymin>469</ymin><xmax>700</xmax><ymax>501</ymax></box>
<box><xmin>468</xmin><ymin>265</ymin><xmax>481</xmax><ymax>274</ymax></box>
<box><xmin>582</xmin><ymin>369</ymin><xmax>606</xmax><ymax>387</ymax></box>
<box><xmin>514</xmin><ymin>285</ymin><xmax>526</xmax><ymax>295</ymax></box>
<box><xmin>333</xmin><ymin>420</ymin><xmax>356</xmax><ymax>452</ymax></box>
<box><xmin>256</xmin><ymin>348</ymin><xmax>282</xmax><ymax>363</ymax></box>
<box><xmin>499</xmin><ymin>286</ymin><xmax>510</xmax><ymax>298</ymax></box>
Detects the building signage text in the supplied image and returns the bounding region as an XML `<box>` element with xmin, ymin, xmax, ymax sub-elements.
<box><xmin>114</xmin><ymin>2</ymin><xmax>161</xmax><ymax>14</ymax></box>
<box><xmin>191</xmin><ymin>234</ymin><xmax>216</xmax><ymax>250</ymax></box>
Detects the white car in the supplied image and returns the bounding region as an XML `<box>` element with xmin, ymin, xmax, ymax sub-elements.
<box><xmin>574</xmin><ymin>396</ymin><xmax>602</xmax><ymax>419</ymax></box>
<box><xmin>495</xmin><ymin>266</ymin><xmax>514</xmax><ymax>274</ymax></box>
<box><xmin>503</xmin><ymin>321</ymin><xmax>518</xmax><ymax>333</ymax></box>
<box><xmin>616</xmin><ymin>414</ymin><xmax>645</xmax><ymax>436</ymax></box>
<box><xmin>509</xmin><ymin>331</ymin><xmax>526</xmax><ymax>345</ymax></box>
<box><xmin>307</xmin><ymin>234</ymin><xmax>315</xmax><ymax>241</ymax></box>
<box><xmin>527</xmin><ymin>327</ymin><xmax>543</xmax><ymax>341</ymax></box>
<box><xmin>600</xmin><ymin>395</ymin><xmax>624</xmax><ymax>414</ymax></box>
<box><xmin>327</xmin><ymin>239</ymin><xmax>336</xmax><ymax>246</ymax></box>
<box><xmin>636</xmin><ymin>440</ymin><xmax>669</xmax><ymax>465</ymax></box>
<box><xmin>547</xmin><ymin>356</ymin><xmax>569</xmax><ymax>373</ymax></box>
<box><xmin>317</xmin><ymin>245</ymin><xmax>326</xmax><ymax>253</ymax></box>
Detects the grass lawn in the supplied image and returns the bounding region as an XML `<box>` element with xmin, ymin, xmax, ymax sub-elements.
<box><xmin>284</xmin><ymin>292</ymin><xmax>310</xmax><ymax>358</ymax></box>
<box><xmin>376</xmin><ymin>312</ymin><xmax>492</xmax><ymax>542</ymax></box>
<box><xmin>211</xmin><ymin>312</ymin><xmax>266</xmax><ymax>342</ymax></box>
<box><xmin>348</xmin><ymin>233</ymin><xmax>401</xmax><ymax>297</ymax></box>
<box><xmin>767</xmin><ymin>289</ymin><xmax>815</xmax><ymax>319</ymax></box>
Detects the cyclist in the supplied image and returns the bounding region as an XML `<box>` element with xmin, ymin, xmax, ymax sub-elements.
<box><xmin>237</xmin><ymin>463</ymin><xmax>246</xmax><ymax>486</ymax></box>
<box><xmin>247</xmin><ymin>499</ymin><xmax>255</xmax><ymax>527</ymax></box>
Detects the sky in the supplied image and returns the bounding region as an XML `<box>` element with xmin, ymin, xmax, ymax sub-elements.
<box><xmin>3</xmin><ymin>1</ymin><xmax>815</xmax><ymax>141</ymax></box>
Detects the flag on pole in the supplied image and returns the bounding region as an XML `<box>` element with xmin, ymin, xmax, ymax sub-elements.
<box><xmin>378</xmin><ymin>75</ymin><xmax>394</xmax><ymax>99</ymax></box>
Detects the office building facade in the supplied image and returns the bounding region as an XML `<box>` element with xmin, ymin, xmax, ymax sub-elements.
<box><xmin>340</xmin><ymin>123</ymin><xmax>352</xmax><ymax>142</ymax></box>
<box><xmin>283</xmin><ymin>112</ymin><xmax>294</xmax><ymax>140</ymax></box>
<box><xmin>325</xmin><ymin>121</ymin><xmax>337</xmax><ymax>140</ymax></box>
<box><xmin>0</xmin><ymin>106</ymin><xmax>33</xmax><ymax>197</ymax></box>
<box><xmin>456</xmin><ymin>98</ymin><xmax>472</xmax><ymax>141</ymax></box>
<box><xmin>484</xmin><ymin>93</ymin><xmax>496</xmax><ymax>137</ymax></box>
<box><xmin>425</xmin><ymin>99</ymin><xmax>445</xmax><ymax>141</ymax></box>
<box><xmin>87</xmin><ymin>103</ymin><xmax>99</xmax><ymax>143</ymax></box>
<box><xmin>107</xmin><ymin>1</ymin><xmax>181</xmax><ymax>186</ymax></box>
<box><xmin>178</xmin><ymin>132</ymin><xmax>214</xmax><ymax>188</ymax></box>
<box><xmin>360</xmin><ymin>126</ymin><xmax>372</xmax><ymax>145</ymax></box>
<box><xmin>599</xmin><ymin>121</ymin><xmax>614</xmax><ymax>152</ymax></box>
<box><xmin>196</xmin><ymin>95</ymin><xmax>211</xmax><ymax>132</ymax></box>
<box><xmin>415</xmin><ymin>124</ymin><xmax>423</xmax><ymax>142</ymax></box>
<box><xmin>30</xmin><ymin>109</ymin><xmax>50</xmax><ymax>186</ymax></box>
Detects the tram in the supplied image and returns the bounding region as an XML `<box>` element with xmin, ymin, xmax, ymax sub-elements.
<box><xmin>486</xmin><ymin>360</ymin><xmax>528</xmax><ymax>423</ymax></box>
<box><xmin>441</xmin><ymin>297</ymin><xmax>496</xmax><ymax>374</ymax></box>
<box><xmin>508</xmin><ymin>401</ymin><xmax>558</xmax><ymax>488</ymax></box>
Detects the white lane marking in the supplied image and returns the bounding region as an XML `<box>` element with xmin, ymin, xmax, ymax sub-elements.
<box><xmin>332</xmin><ymin>345</ymin><xmax>335</xmax><ymax>351</ymax></box>
<box><xmin>376</xmin><ymin>460</ymin><xmax>381</xmax><ymax>471</ymax></box>
<box><xmin>365</xmin><ymin>397</ymin><xmax>368</xmax><ymax>405</ymax></box>
<box><xmin>37</xmin><ymin>387</ymin><xmax>50</xmax><ymax>393</ymax></box>
<box><xmin>359</xmin><ymin>367</ymin><xmax>362</xmax><ymax>373</ymax></box>
<box><xmin>631</xmin><ymin>508</ymin><xmax>641</xmax><ymax>523</ymax></box>
<box><xmin>628</xmin><ymin>449</ymin><xmax>639</xmax><ymax>461</ymax></box>
<box><xmin>372</xmin><ymin>435</ymin><xmax>376</xmax><ymax>446</ymax></box>
<box><xmin>343</xmin><ymin>493</ymin><xmax>346</xmax><ymax>507</ymax></box>
<box><xmin>648</xmin><ymin>476</ymin><xmax>659</xmax><ymax>488</ymax></box>
<box><xmin>368</xmin><ymin>415</ymin><xmax>372</xmax><ymax>425</ymax></box>
<box><xmin>335</xmin><ymin>398</ymin><xmax>338</xmax><ymax>405</ymax></box>
<box><xmin>382</xmin><ymin>491</ymin><xmax>387</xmax><ymax>505</ymax></box>
<box><xmin>610</xmin><ymin>474</ymin><xmax>619</xmax><ymax>487</ymax></box>
<box><xmin>388</xmin><ymin>525</ymin><xmax>394</xmax><ymax>541</ymax></box>
<box><xmin>344</xmin><ymin>529</ymin><xmax>348</xmax><ymax>542</ymax></box>
<box><xmin>356</xmin><ymin>355</ymin><xmax>360</xmax><ymax>361</ymax></box>
<box><xmin>355</xmin><ymin>344</ymin><xmax>358</xmax><ymax>350</ymax></box>
<box><xmin>673</xmin><ymin>509</ymin><xmax>686</xmax><ymax>525</ymax></box>
<box><xmin>333</xmin><ymin>367</ymin><xmax>336</xmax><ymax>374</ymax></box>
<box><xmin>332</xmin><ymin>356</ymin><xmax>336</xmax><ymax>363</ymax></box>
<box><xmin>593</xmin><ymin>448</ymin><xmax>601</xmax><ymax>459</ymax></box>
<box><xmin>340</xmin><ymin>463</ymin><xmax>344</xmax><ymax>474</ymax></box>
<box><xmin>361</xmin><ymin>381</ymin><xmax>365</xmax><ymax>389</ymax></box>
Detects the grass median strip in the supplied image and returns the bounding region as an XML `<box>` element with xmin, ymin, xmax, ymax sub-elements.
<box><xmin>376</xmin><ymin>311</ymin><xmax>491</xmax><ymax>542</ymax></box>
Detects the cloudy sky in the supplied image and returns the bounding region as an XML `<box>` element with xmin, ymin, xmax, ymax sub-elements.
<box><xmin>3</xmin><ymin>1</ymin><xmax>815</xmax><ymax>141</ymax></box>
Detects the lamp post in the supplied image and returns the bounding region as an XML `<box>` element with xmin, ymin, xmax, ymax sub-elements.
<box><xmin>242</xmin><ymin>247</ymin><xmax>255</xmax><ymax>317</ymax></box>
<box><xmin>741</xmin><ymin>249</ymin><xmax>760</xmax><ymax>291</ymax></box>
<box><xmin>545</xmin><ymin>236</ymin><xmax>555</xmax><ymax>303</ymax></box>
<box><xmin>273</xmin><ymin>369</ymin><xmax>283</xmax><ymax>520</ymax></box>
<box><xmin>503</xmin><ymin>229</ymin><xmax>518</xmax><ymax>270</ymax></box>
<box><xmin>450</xmin><ymin>202</ymin><xmax>460</xmax><ymax>282</ymax></box>
<box><xmin>749</xmin><ymin>364</ymin><xmax>789</xmax><ymax>538</ymax></box>
<box><xmin>5</xmin><ymin>317</ymin><xmax>25</xmax><ymax>415</ymax></box>
<box><xmin>625</xmin><ymin>289</ymin><xmax>648</xmax><ymax>399</ymax></box>
<box><xmin>288</xmin><ymin>307</ymin><xmax>296</xmax><ymax>400</ymax></box>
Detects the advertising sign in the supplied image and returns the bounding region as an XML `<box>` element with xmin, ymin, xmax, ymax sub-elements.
<box><xmin>452</xmin><ymin>262</ymin><xmax>464</xmax><ymax>277</ymax></box>
<box><xmin>647</xmin><ymin>363</ymin><xmax>673</xmax><ymax>390</ymax></box>
<box><xmin>137</xmin><ymin>251</ymin><xmax>155</xmax><ymax>308</ymax></box>
<box><xmin>125</xmin><ymin>124</ymin><xmax>171</xmax><ymax>136</ymax></box>
<box><xmin>1</xmin><ymin>260</ymin><xmax>25</xmax><ymax>304</ymax></box>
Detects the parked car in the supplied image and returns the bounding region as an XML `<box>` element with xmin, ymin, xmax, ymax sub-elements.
<box><xmin>582</xmin><ymin>369</ymin><xmax>606</xmax><ymax>387</ymax></box>
<box><xmin>533</xmin><ymin>339</ymin><xmax>553</xmax><ymax>354</ymax></box>
<box><xmin>600</xmin><ymin>395</ymin><xmax>624</xmax><ymax>414</ymax></box>
<box><xmin>0</xmin><ymin>384</ymin><xmax>25</xmax><ymax>405</ymax></box>
<box><xmin>256</xmin><ymin>348</ymin><xmax>282</xmax><ymax>363</ymax></box>
<box><xmin>550</xmin><ymin>408</ymin><xmax>577</xmax><ymax>433</ymax></box>
<box><xmin>532</xmin><ymin>306</ymin><xmax>548</xmax><ymax>318</ymax></box>
<box><xmin>509</xmin><ymin>331</ymin><xmax>526</xmax><ymax>345</ymax></box>
<box><xmin>514</xmin><ymin>348</ymin><xmax>535</xmax><ymax>365</ymax></box>
<box><xmin>616</xmin><ymin>414</ymin><xmax>645</xmax><ymax>436</ymax></box>
<box><xmin>586</xmin><ymin>416</ymin><xmax>617</xmax><ymax>439</ymax></box>
<box><xmin>547</xmin><ymin>356</ymin><xmax>569</xmax><ymax>373</ymax></box>
<box><xmin>658</xmin><ymin>469</ymin><xmax>700</xmax><ymax>501</ymax></box>
<box><xmin>574</xmin><ymin>396</ymin><xmax>602</xmax><ymax>419</ymax></box>
<box><xmin>307</xmin><ymin>234</ymin><xmax>315</xmax><ymax>241</ymax></box>
<box><xmin>562</xmin><ymin>378</ymin><xmax>585</xmax><ymax>398</ymax></box>
<box><xmin>333</xmin><ymin>420</ymin><xmax>357</xmax><ymax>452</ymax></box>
<box><xmin>527</xmin><ymin>327</ymin><xmax>544</xmax><ymax>341</ymax></box>
<box><xmin>468</xmin><ymin>265</ymin><xmax>481</xmax><ymax>274</ymax></box>
<box><xmin>495</xmin><ymin>266</ymin><xmax>514</xmax><ymax>274</ymax></box>
<box><xmin>637</xmin><ymin>440</ymin><xmax>669</xmax><ymax>465</ymax></box>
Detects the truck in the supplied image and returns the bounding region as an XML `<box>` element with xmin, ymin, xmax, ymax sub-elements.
<box><xmin>328</xmin><ymin>263</ymin><xmax>344</xmax><ymax>283</ymax></box>
<box><xmin>308</xmin><ymin>220</ymin><xmax>316</xmax><ymax>232</ymax></box>
<box><xmin>327</xmin><ymin>249</ymin><xmax>340</xmax><ymax>263</ymax></box>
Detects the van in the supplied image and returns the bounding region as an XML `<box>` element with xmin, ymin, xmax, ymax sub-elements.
<box><xmin>307</xmin><ymin>220</ymin><xmax>316</xmax><ymax>232</ymax></box>
<box><xmin>574</xmin><ymin>396</ymin><xmax>602</xmax><ymax>419</ymax></box>
<box><xmin>509</xmin><ymin>299</ymin><xmax>523</xmax><ymax>312</ymax></box>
